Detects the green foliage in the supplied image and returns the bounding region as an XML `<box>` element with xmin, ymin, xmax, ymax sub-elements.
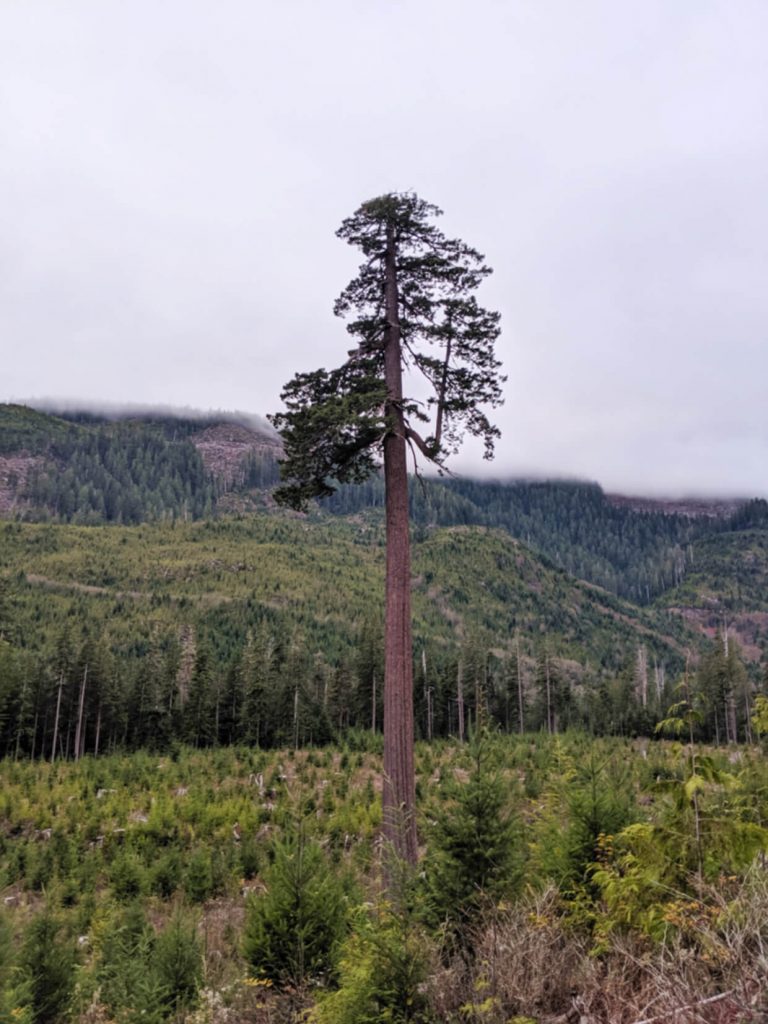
<box><xmin>153</xmin><ymin>907</ymin><xmax>203</xmax><ymax>1015</ymax></box>
<box><xmin>0</xmin><ymin>406</ymin><xmax>79</xmax><ymax>457</ymax></box>
<box><xmin>658</xmin><ymin>526</ymin><xmax>768</xmax><ymax>615</ymax></box>
<box><xmin>109</xmin><ymin>850</ymin><xmax>146</xmax><ymax>902</ymax></box>
<box><xmin>271</xmin><ymin>192</ymin><xmax>503</xmax><ymax>508</ymax></box>
<box><xmin>150</xmin><ymin>851</ymin><xmax>182</xmax><ymax>899</ymax></box>
<box><xmin>590</xmin><ymin>748</ymin><xmax>768</xmax><ymax>943</ymax></box>
<box><xmin>4</xmin><ymin>402</ymin><xmax>764</xmax><ymax>616</ymax></box>
<box><xmin>243</xmin><ymin>830</ymin><xmax>349</xmax><ymax>988</ymax></box>
<box><xmin>183</xmin><ymin>848</ymin><xmax>214</xmax><ymax>903</ymax></box>
<box><xmin>19</xmin><ymin>907</ymin><xmax>76</xmax><ymax>1024</ymax></box>
<box><xmin>424</xmin><ymin>731</ymin><xmax>521</xmax><ymax>933</ymax></box>
<box><xmin>21</xmin><ymin>418</ymin><xmax>216</xmax><ymax>525</ymax></box>
<box><xmin>0</xmin><ymin>736</ymin><xmax>767</xmax><ymax>1017</ymax></box>
<box><xmin>327</xmin><ymin>477</ymin><xmax>708</xmax><ymax>606</ymax></box>
<box><xmin>0</xmin><ymin>515</ymin><xmax>702</xmax><ymax>758</ymax></box>
<box><xmin>0</xmin><ymin>909</ymin><xmax>30</xmax><ymax>1024</ymax></box>
<box><xmin>96</xmin><ymin>902</ymin><xmax>167</xmax><ymax>1024</ymax></box>
<box><xmin>96</xmin><ymin>902</ymin><xmax>201</xmax><ymax>1021</ymax></box>
<box><xmin>751</xmin><ymin>694</ymin><xmax>768</xmax><ymax>736</ymax></box>
<box><xmin>534</xmin><ymin>750</ymin><xmax>635</xmax><ymax>895</ymax></box>
<box><xmin>310</xmin><ymin>902</ymin><xmax>433</xmax><ymax>1024</ymax></box>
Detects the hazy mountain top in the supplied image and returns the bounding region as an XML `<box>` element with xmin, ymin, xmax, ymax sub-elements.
<box><xmin>24</xmin><ymin>399</ymin><xmax>278</xmax><ymax>439</ymax></box>
<box><xmin>605</xmin><ymin>493</ymin><xmax>745</xmax><ymax>519</ymax></box>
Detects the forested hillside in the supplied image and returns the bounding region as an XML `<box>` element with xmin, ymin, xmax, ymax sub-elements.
<box><xmin>0</xmin><ymin>515</ymin><xmax>700</xmax><ymax>757</ymax></box>
<box><xmin>0</xmin><ymin>403</ymin><xmax>759</xmax><ymax>608</ymax></box>
<box><xmin>0</xmin><ymin>509</ymin><xmax>765</xmax><ymax>760</ymax></box>
<box><xmin>1</xmin><ymin>402</ymin><xmax>766</xmax><ymax>762</ymax></box>
<box><xmin>0</xmin><ymin>404</ymin><xmax>280</xmax><ymax>523</ymax></box>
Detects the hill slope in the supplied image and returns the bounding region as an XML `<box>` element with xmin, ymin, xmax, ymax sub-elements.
<box><xmin>0</xmin><ymin>403</ymin><xmax>280</xmax><ymax>522</ymax></box>
<box><xmin>1</xmin><ymin>403</ymin><xmax>766</xmax><ymax>674</ymax></box>
<box><xmin>0</xmin><ymin>515</ymin><xmax>692</xmax><ymax>672</ymax></box>
<box><xmin>2</xmin><ymin>403</ymin><xmax>760</xmax><ymax>608</ymax></box>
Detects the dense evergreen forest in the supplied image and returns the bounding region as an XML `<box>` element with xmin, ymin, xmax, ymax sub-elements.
<box><xmin>0</xmin><ymin>405</ymin><xmax>280</xmax><ymax>525</ymax></box>
<box><xmin>325</xmin><ymin>476</ymin><xmax>750</xmax><ymax>603</ymax></box>
<box><xmin>0</xmin><ymin>511</ymin><xmax>765</xmax><ymax>761</ymax></box>
<box><xmin>1</xmin><ymin>403</ymin><xmax>767</xmax><ymax>764</ymax></box>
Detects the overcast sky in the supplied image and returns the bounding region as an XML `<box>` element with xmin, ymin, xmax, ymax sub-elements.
<box><xmin>2</xmin><ymin>0</ymin><xmax>766</xmax><ymax>496</ymax></box>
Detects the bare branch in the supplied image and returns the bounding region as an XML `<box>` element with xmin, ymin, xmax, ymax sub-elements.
<box><xmin>404</xmin><ymin>434</ymin><xmax>428</xmax><ymax>497</ymax></box>
<box><xmin>630</xmin><ymin>990</ymin><xmax>737</xmax><ymax>1024</ymax></box>
<box><xmin>405</xmin><ymin>426</ymin><xmax>439</xmax><ymax>463</ymax></box>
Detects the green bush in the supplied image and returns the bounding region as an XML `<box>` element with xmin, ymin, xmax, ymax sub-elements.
<box><xmin>310</xmin><ymin>903</ymin><xmax>433</xmax><ymax>1024</ymax></box>
<box><xmin>183</xmin><ymin>848</ymin><xmax>214</xmax><ymax>903</ymax></box>
<box><xmin>96</xmin><ymin>903</ymin><xmax>166</xmax><ymax>1024</ymax></box>
<box><xmin>110</xmin><ymin>851</ymin><xmax>146</xmax><ymax>902</ymax></box>
<box><xmin>150</xmin><ymin>851</ymin><xmax>182</xmax><ymax>899</ymax></box>
<box><xmin>424</xmin><ymin>732</ymin><xmax>521</xmax><ymax>936</ymax></box>
<box><xmin>239</xmin><ymin>836</ymin><xmax>261</xmax><ymax>880</ymax></box>
<box><xmin>0</xmin><ymin>909</ymin><xmax>30</xmax><ymax>1024</ymax></box>
<box><xmin>19</xmin><ymin>907</ymin><xmax>76</xmax><ymax>1024</ymax></box>
<box><xmin>96</xmin><ymin>903</ymin><xmax>201</xmax><ymax>1021</ymax></box>
<box><xmin>153</xmin><ymin>908</ymin><xmax>202</xmax><ymax>1015</ymax></box>
<box><xmin>243</xmin><ymin>831</ymin><xmax>348</xmax><ymax>988</ymax></box>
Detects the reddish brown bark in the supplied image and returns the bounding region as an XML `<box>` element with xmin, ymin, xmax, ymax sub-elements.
<box><xmin>382</xmin><ymin>223</ymin><xmax>418</xmax><ymax>865</ymax></box>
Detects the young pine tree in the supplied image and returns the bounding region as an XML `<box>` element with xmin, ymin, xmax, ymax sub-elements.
<box><xmin>243</xmin><ymin>831</ymin><xmax>348</xmax><ymax>989</ymax></box>
<box><xmin>425</xmin><ymin>730</ymin><xmax>521</xmax><ymax>937</ymax></box>
<box><xmin>19</xmin><ymin>907</ymin><xmax>76</xmax><ymax>1024</ymax></box>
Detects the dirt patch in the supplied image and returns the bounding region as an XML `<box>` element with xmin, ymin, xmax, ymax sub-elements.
<box><xmin>24</xmin><ymin>574</ymin><xmax>233</xmax><ymax>608</ymax></box>
<box><xmin>189</xmin><ymin>424</ymin><xmax>280</xmax><ymax>489</ymax></box>
<box><xmin>0</xmin><ymin>453</ymin><xmax>43</xmax><ymax>513</ymax></box>
<box><xmin>668</xmin><ymin>606</ymin><xmax>768</xmax><ymax>661</ymax></box>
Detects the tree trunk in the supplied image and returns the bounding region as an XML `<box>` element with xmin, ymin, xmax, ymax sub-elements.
<box><xmin>74</xmin><ymin>664</ymin><xmax>88</xmax><ymax>762</ymax></box>
<box><xmin>51</xmin><ymin>673</ymin><xmax>64</xmax><ymax>764</ymax></box>
<box><xmin>516</xmin><ymin>637</ymin><xmax>525</xmax><ymax>734</ymax></box>
<box><xmin>381</xmin><ymin>222</ymin><xmax>417</xmax><ymax>867</ymax></box>
<box><xmin>457</xmin><ymin>661</ymin><xmax>465</xmax><ymax>742</ymax></box>
<box><xmin>371</xmin><ymin>671</ymin><xmax>376</xmax><ymax>734</ymax></box>
<box><xmin>14</xmin><ymin>673</ymin><xmax>27</xmax><ymax>761</ymax></box>
<box><xmin>94</xmin><ymin>703</ymin><xmax>102</xmax><ymax>757</ymax></box>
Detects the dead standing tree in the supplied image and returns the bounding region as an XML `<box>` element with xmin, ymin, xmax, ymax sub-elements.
<box><xmin>270</xmin><ymin>192</ymin><xmax>504</xmax><ymax>866</ymax></box>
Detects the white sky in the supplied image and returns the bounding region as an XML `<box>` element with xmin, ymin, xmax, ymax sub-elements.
<box><xmin>1</xmin><ymin>0</ymin><xmax>766</xmax><ymax>496</ymax></box>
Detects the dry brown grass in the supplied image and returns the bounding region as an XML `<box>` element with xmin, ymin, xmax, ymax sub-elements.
<box><xmin>425</xmin><ymin>873</ymin><xmax>768</xmax><ymax>1024</ymax></box>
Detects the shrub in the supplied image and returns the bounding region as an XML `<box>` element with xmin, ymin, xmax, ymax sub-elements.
<box><xmin>96</xmin><ymin>902</ymin><xmax>167</xmax><ymax>1024</ymax></box>
<box><xmin>310</xmin><ymin>902</ymin><xmax>433</xmax><ymax>1024</ymax></box>
<box><xmin>243</xmin><ymin>831</ymin><xmax>348</xmax><ymax>988</ymax></box>
<box><xmin>153</xmin><ymin>908</ymin><xmax>203</xmax><ymax>1015</ymax></box>
<box><xmin>110</xmin><ymin>851</ymin><xmax>146</xmax><ymax>902</ymax></box>
<box><xmin>150</xmin><ymin>851</ymin><xmax>182</xmax><ymax>899</ymax></box>
<box><xmin>183</xmin><ymin>848</ymin><xmax>214</xmax><ymax>904</ymax></box>
<box><xmin>239</xmin><ymin>835</ymin><xmax>261</xmax><ymax>880</ymax></box>
<box><xmin>424</xmin><ymin>731</ymin><xmax>521</xmax><ymax>937</ymax></box>
<box><xmin>19</xmin><ymin>907</ymin><xmax>76</xmax><ymax>1024</ymax></box>
<box><xmin>0</xmin><ymin>908</ymin><xmax>30</xmax><ymax>1024</ymax></box>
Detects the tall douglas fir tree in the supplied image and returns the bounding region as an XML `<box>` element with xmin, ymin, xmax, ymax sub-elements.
<box><xmin>271</xmin><ymin>193</ymin><xmax>505</xmax><ymax>865</ymax></box>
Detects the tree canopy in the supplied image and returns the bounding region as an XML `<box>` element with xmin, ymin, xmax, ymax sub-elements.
<box><xmin>270</xmin><ymin>192</ymin><xmax>504</xmax><ymax>507</ymax></box>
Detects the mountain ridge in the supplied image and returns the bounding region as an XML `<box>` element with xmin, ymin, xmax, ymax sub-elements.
<box><xmin>1</xmin><ymin>402</ymin><xmax>766</xmax><ymax>668</ymax></box>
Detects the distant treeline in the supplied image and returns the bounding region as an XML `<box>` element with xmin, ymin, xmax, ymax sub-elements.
<box><xmin>23</xmin><ymin>424</ymin><xmax>217</xmax><ymax>524</ymax></box>
<box><xmin>0</xmin><ymin>609</ymin><xmax>763</xmax><ymax>760</ymax></box>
